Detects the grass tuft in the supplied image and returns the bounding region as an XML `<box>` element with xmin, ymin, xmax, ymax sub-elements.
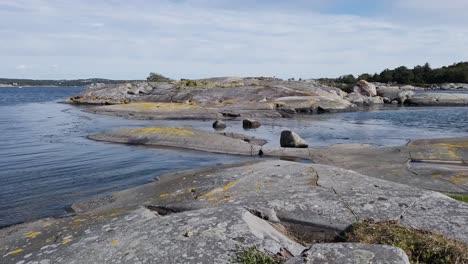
<box><xmin>342</xmin><ymin>220</ymin><xmax>468</xmax><ymax>264</ymax></box>
<box><xmin>234</xmin><ymin>247</ymin><xmax>283</xmax><ymax>264</ymax></box>
<box><xmin>446</xmin><ymin>193</ymin><xmax>468</xmax><ymax>203</ymax></box>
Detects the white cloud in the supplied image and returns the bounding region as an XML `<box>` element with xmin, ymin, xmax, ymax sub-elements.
<box><xmin>15</xmin><ymin>64</ymin><xmax>27</xmax><ymax>70</ymax></box>
<box><xmin>0</xmin><ymin>0</ymin><xmax>467</xmax><ymax>79</ymax></box>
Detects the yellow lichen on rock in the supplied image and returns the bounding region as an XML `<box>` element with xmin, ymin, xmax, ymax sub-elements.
<box><xmin>6</xmin><ymin>248</ymin><xmax>23</xmax><ymax>255</ymax></box>
<box><xmin>111</xmin><ymin>102</ymin><xmax>198</xmax><ymax>111</ymax></box>
<box><xmin>62</xmin><ymin>238</ymin><xmax>73</xmax><ymax>244</ymax></box>
<box><xmin>432</xmin><ymin>142</ymin><xmax>468</xmax><ymax>160</ymax></box>
<box><xmin>126</xmin><ymin>127</ymin><xmax>194</xmax><ymax>136</ymax></box>
<box><xmin>223</xmin><ymin>181</ymin><xmax>236</xmax><ymax>192</ymax></box>
<box><xmin>23</xmin><ymin>231</ymin><xmax>41</xmax><ymax>239</ymax></box>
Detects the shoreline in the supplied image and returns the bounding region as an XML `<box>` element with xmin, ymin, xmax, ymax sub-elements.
<box><xmin>1</xmin><ymin>80</ymin><xmax>468</xmax><ymax>263</ymax></box>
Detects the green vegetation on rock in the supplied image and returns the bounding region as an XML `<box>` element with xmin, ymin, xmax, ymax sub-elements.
<box><xmin>234</xmin><ymin>247</ymin><xmax>283</xmax><ymax>264</ymax></box>
<box><xmin>446</xmin><ymin>193</ymin><xmax>468</xmax><ymax>203</ymax></box>
<box><xmin>146</xmin><ymin>72</ymin><xmax>172</xmax><ymax>82</ymax></box>
<box><xmin>177</xmin><ymin>79</ymin><xmax>244</xmax><ymax>88</ymax></box>
<box><xmin>342</xmin><ymin>221</ymin><xmax>468</xmax><ymax>264</ymax></box>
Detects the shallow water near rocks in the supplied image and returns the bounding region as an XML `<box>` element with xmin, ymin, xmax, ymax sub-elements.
<box><xmin>0</xmin><ymin>87</ymin><xmax>251</xmax><ymax>227</ymax></box>
<box><xmin>1</xmin><ymin>87</ymin><xmax>468</xmax><ymax>227</ymax></box>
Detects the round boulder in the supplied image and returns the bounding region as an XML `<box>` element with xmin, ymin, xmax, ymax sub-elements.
<box><xmin>242</xmin><ymin>119</ymin><xmax>261</xmax><ymax>129</ymax></box>
<box><xmin>280</xmin><ymin>130</ymin><xmax>308</xmax><ymax>148</ymax></box>
<box><xmin>212</xmin><ymin>120</ymin><xmax>227</xmax><ymax>130</ymax></box>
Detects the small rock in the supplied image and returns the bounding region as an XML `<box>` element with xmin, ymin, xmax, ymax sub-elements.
<box><xmin>366</xmin><ymin>96</ymin><xmax>384</xmax><ymax>105</ymax></box>
<box><xmin>280</xmin><ymin>131</ymin><xmax>308</xmax><ymax>148</ymax></box>
<box><xmin>212</xmin><ymin>120</ymin><xmax>227</xmax><ymax>130</ymax></box>
<box><xmin>183</xmin><ymin>231</ymin><xmax>193</xmax><ymax>237</ymax></box>
<box><xmin>243</xmin><ymin>119</ymin><xmax>261</xmax><ymax>129</ymax></box>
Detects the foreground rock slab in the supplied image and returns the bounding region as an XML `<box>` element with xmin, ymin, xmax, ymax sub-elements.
<box><xmin>286</xmin><ymin>243</ymin><xmax>410</xmax><ymax>264</ymax></box>
<box><xmin>1</xmin><ymin>160</ymin><xmax>467</xmax><ymax>263</ymax></box>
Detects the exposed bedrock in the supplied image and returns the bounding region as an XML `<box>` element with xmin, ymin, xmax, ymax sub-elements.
<box><xmin>88</xmin><ymin>127</ymin><xmax>468</xmax><ymax>193</ymax></box>
<box><xmin>1</xmin><ymin>161</ymin><xmax>466</xmax><ymax>263</ymax></box>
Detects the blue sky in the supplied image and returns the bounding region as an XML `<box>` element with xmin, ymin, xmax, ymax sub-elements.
<box><xmin>1</xmin><ymin>0</ymin><xmax>467</xmax><ymax>79</ymax></box>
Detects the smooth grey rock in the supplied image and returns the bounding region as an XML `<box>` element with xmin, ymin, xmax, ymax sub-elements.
<box><xmin>2</xmin><ymin>160</ymin><xmax>467</xmax><ymax>264</ymax></box>
<box><xmin>286</xmin><ymin>243</ymin><xmax>410</xmax><ymax>264</ymax></box>
<box><xmin>345</xmin><ymin>93</ymin><xmax>383</xmax><ymax>105</ymax></box>
<box><xmin>366</xmin><ymin>96</ymin><xmax>384</xmax><ymax>105</ymax></box>
<box><xmin>212</xmin><ymin>120</ymin><xmax>227</xmax><ymax>130</ymax></box>
<box><xmin>243</xmin><ymin>118</ymin><xmax>261</xmax><ymax>129</ymax></box>
<box><xmin>377</xmin><ymin>87</ymin><xmax>415</xmax><ymax>104</ymax></box>
<box><xmin>280</xmin><ymin>130</ymin><xmax>308</xmax><ymax>148</ymax></box>
<box><xmin>408</xmin><ymin>93</ymin><xmax>468</xmax><ymax>106</ymax></box>
<box><xmin>274</xmin><ymin>96</ymin><xmax>353</xmax><ymax>113</ymax></box>
<box><xmin>88</xmin><ymin>127</ymin><xmax>263</xmax><ymax>156</ymax></box>
<box><xmin>354</xmin><ymin>80</ymin><xmax>377</xmax><ymax>97</ymax></box>
<box><xmin>346</xmin><ymin>93</ymin><xmax>366</xmax><ymax>104</ymax></box>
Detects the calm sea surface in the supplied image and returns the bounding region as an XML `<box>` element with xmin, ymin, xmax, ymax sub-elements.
<box><xmin>0</xmin><ymin>87</ymin><xmax>249</xmax><ymax>227</ymax></box>
<box><xmin>1</xmin><ymin>87</ymin><xmax>467</xmax><ymax>227</ymax></box>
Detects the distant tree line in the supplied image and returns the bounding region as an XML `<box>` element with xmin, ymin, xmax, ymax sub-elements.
<box><xmin>336</xmin><ymin>62</ymin><xmax>468</xmax><ymax>85</ymax></box>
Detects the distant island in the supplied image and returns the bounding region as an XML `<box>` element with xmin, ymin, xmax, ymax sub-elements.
<box><xmin>0</xmin><ymin>78</ymin><xmax>141</xmax><ymax>87</ymax></box>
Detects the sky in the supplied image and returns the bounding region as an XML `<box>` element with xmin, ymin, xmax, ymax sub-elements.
<box><xmin>1</xmin><ymin>0</ymin><xmax>467</xmax><ymax>80</ymax></box>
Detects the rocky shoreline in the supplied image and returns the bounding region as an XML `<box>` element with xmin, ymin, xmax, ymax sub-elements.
<box><xmin>1</xmin><ymin>78</ymin><xmax>468</xmax><ymax>263</ymax></box>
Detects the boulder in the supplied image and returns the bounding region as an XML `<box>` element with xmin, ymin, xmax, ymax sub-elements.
<box><xmin>397</xmin><ymin>90</ymin><xmax>414</xmax><ymax>105</ymax></box>
<box><xmin>274</xmin><ymin>96</ymin><xmax>353</xmax><ymax>113</ymax></box>
<box><xmin>377</xmin><ymin>87</ymin><xmax>415</xmax><ymax>104</ymax></box>
<box><xmin>280</xmin><ymin>130</ymin><xmax>308</xmax><ymax>148</ymax></box>
<box><xmin>367</xmin><ymin>96</ymin><xmax>384</xmax><ymax>105</ymax></box>
<box><xmin>212</xmin><ymin>120</ymin><xmax>227</xmax><ymax>130</ymax></box>
<box><xmin>354</xmin><ymin>80</ymin><xmax>377</xmax><ymax>97</ymax></box>
<box><xmin>345</xmin><ymin>93</ymin><xmax>384</xmax><ymax>105</ymax></box>
<box><xmin>345</xmin><ymin>93</ymin><xmax>366</xmax><ymax>105</ymax></box>
<box><xmin>243</xmin><ymin>118</ymin><xmax>261</xmax><ymax>129</ymax></box>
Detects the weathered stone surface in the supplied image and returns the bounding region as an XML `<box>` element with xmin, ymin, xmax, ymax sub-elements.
<box><xmin>286</xmin><ymin>243</ymin><xmax>410</xmax><ymax>264</ymax></box>
<box><xmin>366</xmin><ymin>96</ymin><xmax>384</xmax><ymax>104</ymax></box>
<box><xmin>345</xmin><ymin>93</ymin><xmax>384</xmax><ymax>105</ymax></box>
<box><xmin>88</xmin><ymin>127</ymin><xmax>263</xmax><ymax>156</ymax></box>
<box><xmin>377</xmin><ymin>87</ymin><xmax>415</xmax><ymax>104</ymax></box>
<box><xmin>218</xmin><ymin>132</ymin><xmax>268</xmax><ymax>146</ymax></box>
<box><xmin>274</xmin><ymin>96</ymin><xmax>353</xmax><ymax>113</ymax></box>
<box><xmin>408</xmin><ymin>93</ymin><xmax>468</xmax><ymax>106</ymax></box>
<box><xmin>354</xmin><ymin>80</ymin><xmax>377</xmax><ymax>97</ymax></box>
<box><xmin>212</xmin><ymin>120</ymin><xmax>227</xmax><ymax>130</ymax></box>
<box><xmin>88</xmin><ymin>127</ymin><xmax>468</xmax><ymax>192</ymax></box>
<box><xmin>439</xmin><ymin>83</ymin><xmax>468</xmax><ymax>90</ymax></box>
<box><xmin>1</xmin><ymin>160</ymin><xmax>467</xmax><ymax>264</ymax></box>
<box><xmin>303</xmin><ymin>140</ymin><xmax>468</xmax><ymax>193</ymax></box>
<box><xmin>66</xmin><ymin>78</ymin><xmax>356</xmax><ymax>119</ymax></box>
<box><xmin>242</xmin><ymin>118</ymin><xmax>261</xmax><ymax>129</ymax></box>
<box><xmin>280</xmin><ymin>130</ymin><xmax>309</xmax><ymax>148</ymax></box>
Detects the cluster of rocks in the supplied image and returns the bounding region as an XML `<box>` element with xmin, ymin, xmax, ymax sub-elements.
<box><xmin>345</xmin><ymin>80</ymin><xmax>416</xmax><ymax>106</ymax></box>
<box><xmin>4</xmin><ymin>76</ymin><xmax>464</xmax><ymax>263</ymax></box>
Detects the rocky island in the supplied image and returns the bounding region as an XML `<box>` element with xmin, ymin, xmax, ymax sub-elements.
<box><xmin>1</xmin><ymin>76</ymin><xmax>468</xmax><ymax>264</ymax></box>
